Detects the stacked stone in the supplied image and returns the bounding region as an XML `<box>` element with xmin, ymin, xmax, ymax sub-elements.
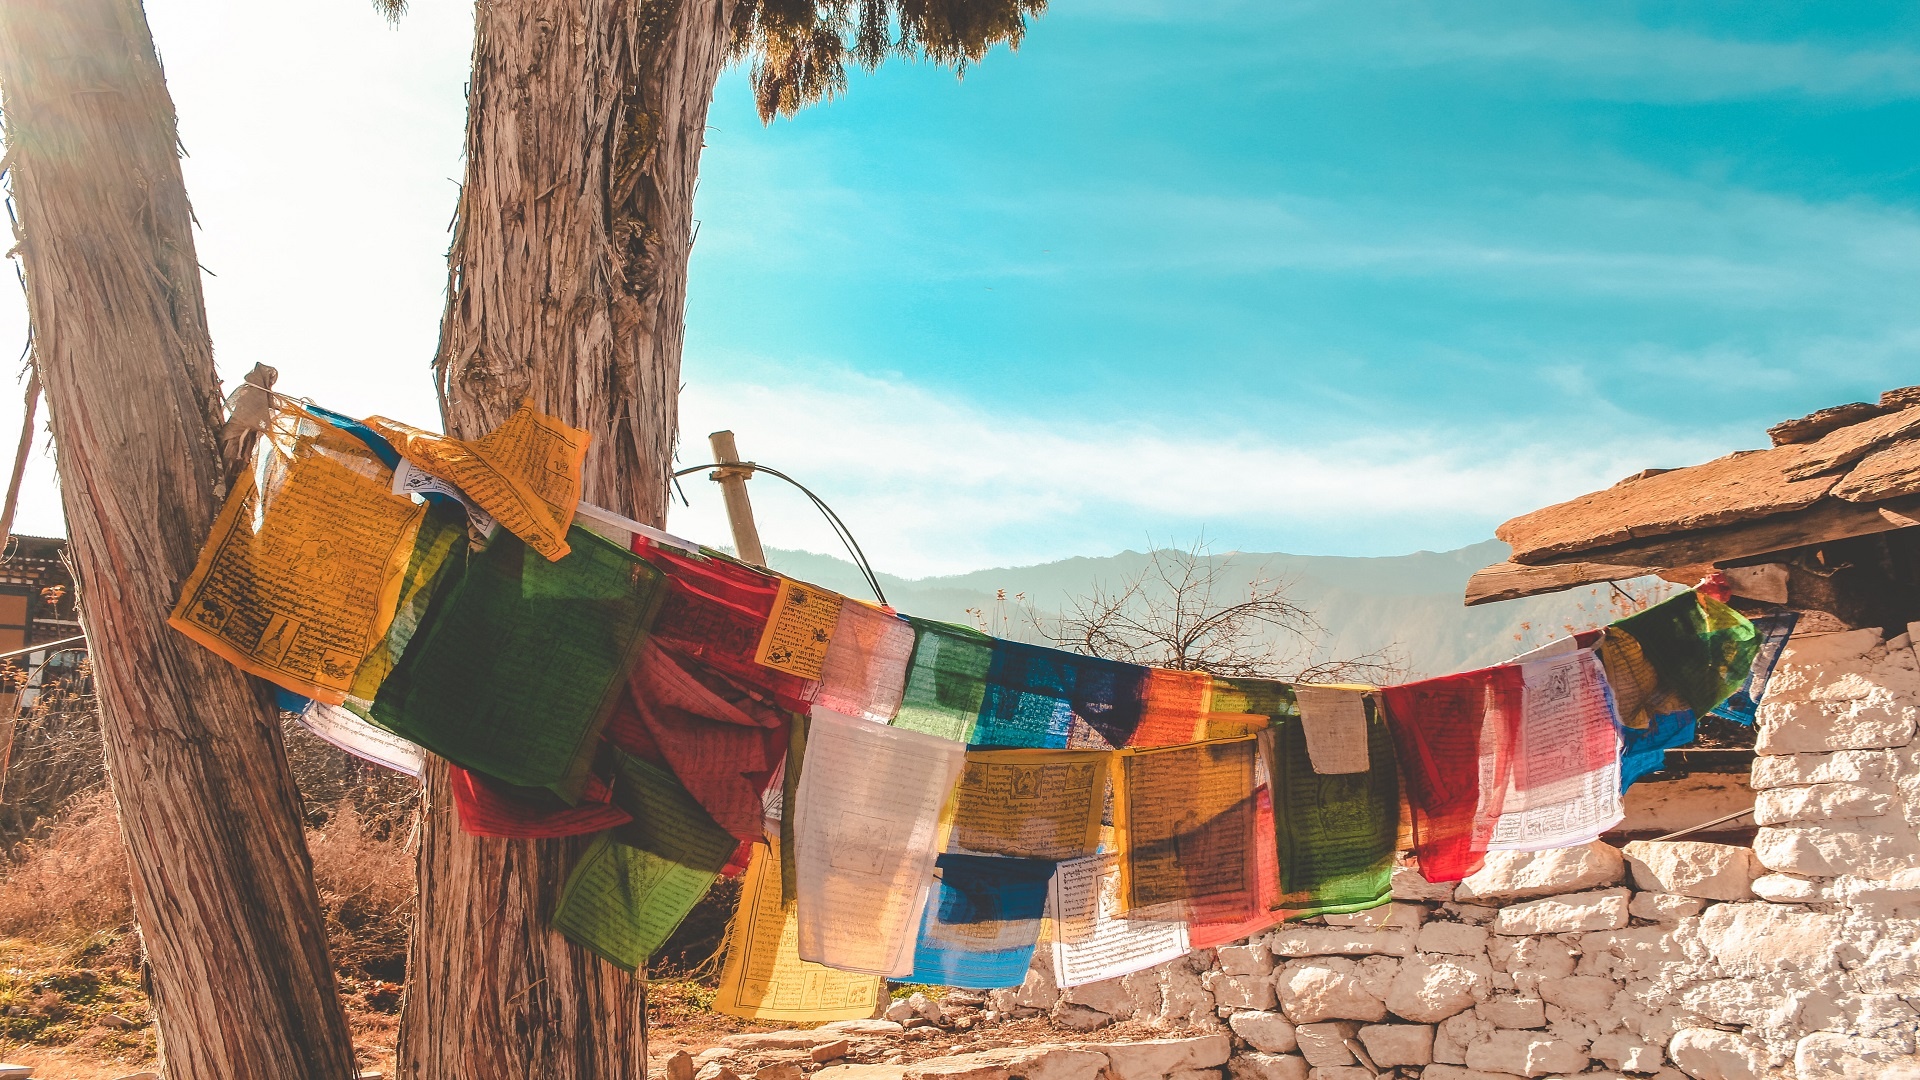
<box><xmin>997</xmin><ymin>630</ymin><xmax>1920</xmax><ymax>1080</ymax></box>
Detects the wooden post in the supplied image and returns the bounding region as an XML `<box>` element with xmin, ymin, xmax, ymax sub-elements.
<box><xmin>0</xmin><ymin>373</ymin><xmax>40</xmax><ymax>553</ymax></box>
<box><xmin>708</xmin><ymin>430</ymin><xmax>768</xmax><ymax>567</ymax></box>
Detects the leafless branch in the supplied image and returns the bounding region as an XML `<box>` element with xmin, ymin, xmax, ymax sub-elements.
<box><xmin>1036</xmin><ymin>536</ymin><xmax>1408</xmax><ymax>683</ymax></box>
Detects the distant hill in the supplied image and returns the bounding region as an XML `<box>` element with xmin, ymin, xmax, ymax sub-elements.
<box><xmin>760</xmin><ymin>539</ymin><xmax>1665</xmax><ymax>680</ymax></box>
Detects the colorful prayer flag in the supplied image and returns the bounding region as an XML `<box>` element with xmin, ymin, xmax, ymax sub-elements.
<box><xmin>370</xmin><ymin>525</ymin><xmax>663</xmax><ymax>802</ymax></box>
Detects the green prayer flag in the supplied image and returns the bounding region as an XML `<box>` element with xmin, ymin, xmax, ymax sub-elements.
<box><xmin>780</xmin><ymin>710</ymin><xmax>807</xmax><ymax>905</ymax></box>
<box><xmin>348</xmin><ymin>500</ymin><xmax>468</xmax><ymax>709</ymax></box>
<box><xmin>609</xmin><ymin>752</ymin><xmax>739</xmax><ymax>874</ymax></box>
<box><xmin>894</xmin><ymin>617</ymin><xmax>992</xmax><ymax>742</ymax></box>
<box><xmin>1615</xmin><ymin>592</ymin><xmax>1761</xmax><ymax>717</ymax></box>
<box><xmin>371</xmin><ymin>525</ymin><xmax>664</xmax><ymax>802</ymax></box>
<box><xmin>1266</xmin><ymin>696</ymin><xmax>1400</xmax><ymax>918</ymax></box>
<box><xmin>554</xmin><ymin>833</ymin><xmax>718</xmax><ymax>973</ymax></box>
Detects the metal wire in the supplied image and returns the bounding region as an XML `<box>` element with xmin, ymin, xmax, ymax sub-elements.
<box><xmin>670</xmin><ymin>461</ymin><xmax>887</xmax><ymax>607</ymax></box>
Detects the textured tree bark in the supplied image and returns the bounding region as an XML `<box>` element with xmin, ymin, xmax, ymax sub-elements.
<box><xmin>401</xmin><ymin>0</ymin><xmax>735</xmax><ymax>1075</ymax></box>
<box><xmin>0</xmin><ymin>1</ymin><xmax>360</xmax><ymax>1077</ymax></box>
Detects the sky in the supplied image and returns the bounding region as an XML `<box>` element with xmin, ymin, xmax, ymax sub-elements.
<box><xmin>1</xmin><ymin>1</ymin><xmax>1915</xmax><ymax>577</ymax></box>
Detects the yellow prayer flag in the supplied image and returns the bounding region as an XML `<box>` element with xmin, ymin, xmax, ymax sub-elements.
<box><xmin>713</xmin><ymin>841</ymin><xmax>883</xmax><ymax>1022</ymax></box>
<box><xmin>753</xmin><ymin>577</ymin><xmax>843</xmax><ymax>681</ymax></box>
<box><xmin>170</xmin><ymin>409</ymin><xmax>425</xmax><ymax>704</ymax></box>
<box><xmin>1111</xmin><ymin>734</ymin><xmax>1260</xmax><ymax>915</ymax></box>
<box><xmin>364</xmin><ymin>400</ymin><xmax>588</xmax><ymax>562</ymax></box>
<box><xmin>949</xmin><ymin>749</ymin><xmax>1107</xmax><ymax>861</ymax></box>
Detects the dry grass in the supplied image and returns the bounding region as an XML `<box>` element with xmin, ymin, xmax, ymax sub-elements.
<box><xmin>0</xmin><ymin>791</ymin><xmax>132</xmax><ymax>942</ymax></box>
<box><xmin>310</xmin><ymin>804</ymin><xmax>414</xmax><ymax>982</ymax></box>
<box><xmin>0</xmin><ymin>787</ymin><xmax>417</xmax><ymax>1074</ymax></box>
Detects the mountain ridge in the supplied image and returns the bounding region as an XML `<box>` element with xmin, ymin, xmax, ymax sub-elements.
<box><xmin>757</xmin><ymin>539</ymin><xmax>1658</xmax><ymax>680</ymax></box>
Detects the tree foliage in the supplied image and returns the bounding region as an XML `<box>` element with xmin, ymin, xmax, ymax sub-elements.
<box><xmin>729</xmin><ymin>0</ymin><xmax>1046</xmax><ymax>120</ymax></box>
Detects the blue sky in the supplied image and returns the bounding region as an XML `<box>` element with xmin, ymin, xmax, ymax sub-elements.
<box><xmin>1</xmin><ymin>1</ymin><xmax>1915</xmax><ymax>575</ymax></box>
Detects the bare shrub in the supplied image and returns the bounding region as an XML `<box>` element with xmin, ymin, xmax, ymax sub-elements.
<box><xmin>0</xmin><ymin>658</ymin><xmax>105</xmax><ymax>857</ymax></box>
<box><xmin>280</xmin><ymin>716</ymin><xmax>419</xmax><ymax>842</ymax></box>
<box><xmin>0</xmin><ymin>789</ymin><xmax>133</xmax><ymax>942</ymax></box>
<box><xmin>1035</xmin><ymin>537</ymin><xmax>1407</xmax><ymax>683</ymax></box>
<box><xmin>308</xmin><ymin>804</ymin><xmax>414</xmax><ymax>982</ymax></box>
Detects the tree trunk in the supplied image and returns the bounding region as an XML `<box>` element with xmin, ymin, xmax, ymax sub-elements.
<box><xmin>401</xmin><ymin>0</ymin><xmax>734</xmax><ymax>1074</ymax></box>
<box><xmin>0</xmin><ymin>2</ymin><xmax>360</xmax><ymax>1077</ymax></box>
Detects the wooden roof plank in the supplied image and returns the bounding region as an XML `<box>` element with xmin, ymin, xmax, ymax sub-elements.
<box><xmin>1529</xmin><ymin>495</ymin><xmax>1920</xmax><ymax>572</ymax></box>
<box><xmin>1463</xmin><ymin>560</ymin><xmax>1658</xmax><ymax>607</ymax></box>
<box><xmin>1834</xmin><ymin>439</ymin><xmax>1920</xmax><ymax>503</ymax></box>
<box><xmin>1782</xmin><ymin>406</ymin><xmax>1920</xmax><ymax>481</ymax></box>
<box><xmin>1496</xmin><ymin>446</ymin><xmax>1839</xmax><ymax>564</ymax></box>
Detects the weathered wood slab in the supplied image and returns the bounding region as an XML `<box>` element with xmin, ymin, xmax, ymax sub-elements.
<box><xmin>1783</xmin><ymin>406</ymin><xmax>1920</xmax><ymax>480</ymax></box>
<box><xmin>1498</xmin><ymin>447</ymin><xmax>1840</xmax><ymax>564</ymax></box>
<box><xmin>1533</xmin><ymin>496</ymin><xmax>1920</xmax><ymax>573</ymax></box>
<box><xmin>1834</xmin><ymin>439</ymin><xmax>1920</xmax><ymax>502</ymax></box>
<box><xmin>1464</xmin><ymin>560</ymin><xmax>1658</xmax><ymax>607</ymax></box>
<box><xmin>1768</xmin><ymin>401</ymin><xmax>1889</xmax><ymax>446</ymax></box>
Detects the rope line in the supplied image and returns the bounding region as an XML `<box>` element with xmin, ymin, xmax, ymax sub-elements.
<box><xmin>671</xmin><ymin>461</ymin><xmax>886</xmax><ymax>607</ymax></box>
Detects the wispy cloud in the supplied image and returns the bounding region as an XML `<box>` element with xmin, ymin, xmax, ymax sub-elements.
<box><xmin>1063</xmin><ymin>1</ymin><xmax>1920</xmax><ymax>104</ymax></box>
<box><xmin>670</xmin><ymin>363</ymin><xmax>1724</xmax><ymax>577</ymax></box>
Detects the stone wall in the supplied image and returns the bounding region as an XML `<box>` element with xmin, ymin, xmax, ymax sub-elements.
<box><xmin>995</xmin><ymin>629</ymin><xmax>1920</xmax><ymax>1080</ymax></box>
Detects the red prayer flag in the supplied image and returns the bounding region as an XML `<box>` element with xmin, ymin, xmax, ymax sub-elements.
<box><xmin>631</xmin><ymin>539</ymin><xmax>814</xmax><ymax>711</ymax></box>
<box><xmin>606</xmin><ymin>641</ymin><xmax>790</xmax><ymax>844</ymax></box>
<box><xmin>1377</xmin><ymin>665</ymin><xmax>1523</xmax><ymax>882</ymax></box>
<box><xmin>449</xmin><ymin>765</ymin><xmax>632</xmax><ymax>839</ymax></box>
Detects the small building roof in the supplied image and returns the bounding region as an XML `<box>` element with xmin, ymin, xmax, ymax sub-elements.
<box><xmin>1468</xmin><ymin>385</ymin><xmax>1920</xmax><ymax>606</ymax></box>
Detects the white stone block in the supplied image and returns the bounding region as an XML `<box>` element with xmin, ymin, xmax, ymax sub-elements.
<box><xmin>1693</xmin><ymin>902</ymin><xmax>1843</xmax><ymax>979</ymax></box>
<box><xmin>1442</xmin><ymin>902</ymin><xmax>1499</xmax><ymax>925</ymax></box>
<box><xmin>1391</xmin><ymin>864</ymin><xmax>1454</xmax><ymax>901</ymax></box>
<box><xmin>1302</xmin><ymin>1068</ymin><xmax>1369</xmax><ymax>1080</ymax></box>
<box><xmin>1434</xmin><ymin>1011</ymin><xmax>1494</xmax><ymax>1065</ymax></box>
<box><xmin>1013</xmin><ymin>959</ymin><xmax>1058</xmax><ymax>1009</ymax></box>
<box><xmin>1538</xmin><ymin>974</ymin><xmax>1618</xmax><ymax>1017</ymax></box>
<box><xmin>1488</xmin><ymin>936</ymin><xmax>1577</xmax><ymax>980</ymax></box>
<box><xmin>903</xmin><ymin>1057</ymin><xmax>1009</xmax><ymax>1080</ymax></box>
<box><xmin>1475</xmin><ymin>995</ymin><xmax>1546</xmax><ymax>1029</ymax></box>
<box><xmin>1225</xmin><ymin>1052</ymin><xmax>1306</xmax><ymax>1080</ymax></box>
<box><xmin>1627</xmin><ymin>892</ymin><xmax>1705</xmax><ymax>923</ymax></box>
<box><xmin>1356</xmin><ymin>1022</ymin><xmax>1433</xmax><ymax>1066</ymax></box>
<box><xmin>1093</xmin><ymin>1036</ymin><xmax>1232</xmax><ymax>1080</ymax></box>
<box><xmin>1419</xmin><ymin>922</ymin><xmax>1492</xmax><ymax>955</ymax></box>
<box><xmin>1216</xmin><ymin>942</ymin><xmax>1274</xmax><ymax>977</ymax></box>
<box><xmin>1383</xmin><ymin>955</ymin><xmax>1494</xmax><ymax>1023</ymax></box>
<box><xmin>1809</xmin><ymin>778</ymin><xmax>1904</xmax><ymax>831</ymax></box>
<box><xmin>1420</xmin><ymin>1067</ymin><xmax>1530</xmax><ymax>1080</ymax></box>
<box><xmin>1622</xmin><ymin>841</ymin><xmax>1761</xmax><ymax>901</ymax></box>
<box><xmin>1064</xmin><ymin>977</ymin><xmax>1139</xmax><ymax>1021</ymax></box>
<box><xmin>1292</xmin><ymin>1022</ymin><xmax>1359</xmax><ymax>1068</ymax></box>
<box><xmin>1463</xmin><ymin>1031</ymin><xmax>1588</xmax><ymax>1078</ymax></box>
<box><xmin>1203</xmin><ymin>971</ymin><xmax>1278</xmax><ymax>1012</ymax></box>
<box><xmin>1749</xmin><ymin>749</ymin><xmax>1892</xmax><ymax>790</ymax></box>
<box><xmin>1753</xmin><ymin>819</ymin><xmax>1920</xmax><ymax>879</ymax></box>
<box><xmin>1227</xmin><ymin>1010</ymin><xmax>1297</xmax><ymax>1054</ymax></box>
<box><xmin>1274</xmin><ymin>958</ymin><xmax>1392</xmax><ymax>1024</ymax></box>
<box><xmin>1454</xmin><ymin>843</ymin><xmax>1625</xmax><ymax>904</ymax></box>
<box><xmin>1754</xmin><ymin>633</ymin><xmax>1920</xmax><ymax>755</ymax></box>
<box><xmin>1589</xmin><ymin>1031</ymin><xmax>1662</xmax><ymax>1073</ymax></box>
<box><xmin>1754</xmin><ymin>780</ymin><xmax>1894</xmax><ymax>825</ymax></box>
<box><xmin>1666</xmin><ymin>1027</ymin><xmax>1766</xmax><ymax>1080</ymax></box>
<box><xmin>1749</xmin><ymin>873</ymin><xmax>1831</xmax><ymax>903</ymax></box>
<box><xmin>1321</xmin><ymin>902</ymin><xmax>1426</xmax><ymax>930</ymax></box>
<box><xmin>1266</xmin><ymin>927</ymin><xmax>1413</xmax><ymax>958</ymax></box>
<box><xmin>1491</xmin><ymin>888</ymin><xmax>1631</xmax><ymax>935</ymax></box>
<box><xmin>1793</xmin><ymin>1032</ymin><xmax>1909</xmax><ymax>1080</ymax></box>
<box><xmin>990</xmin><ymin>1048</ymin><xmax>1109</xmax><ymax>1080</ymax></box>
<box><xmin>1576</xmin><ymin>927</ymin><xmax>1682</xmax><ymax>982</ymax></box>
